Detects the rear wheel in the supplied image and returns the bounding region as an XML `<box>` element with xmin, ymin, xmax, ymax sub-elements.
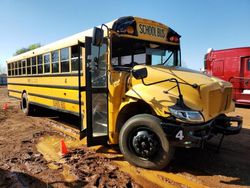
<box><xmin>21</xmin><ymin>93</ymin><xmax>33</xmax><ymax>116</ymax></box>
<box><xmin>119</xmin><ymin>114</ymin><xmax>174</xmax><ymax>170</ymax></box>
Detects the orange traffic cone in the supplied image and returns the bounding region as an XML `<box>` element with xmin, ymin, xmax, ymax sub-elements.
<box><xmin>2</xmin><ymin>103</ymin><xmax>8</xmax><ymax>110</ymax></box>
<box><xmin>60</xmin><ymin>139</ymin><xmax>68</xmax><ymax>155</ymax></box>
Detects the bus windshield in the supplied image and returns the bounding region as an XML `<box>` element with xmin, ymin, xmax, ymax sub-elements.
<box><xmin>111</xmin><ymin>36</ymin><xmax>181</xmax><ymax>68</ymax></box>
<box><xmin>146</xmin><ymin>48</ymin><xmax>180</xmax><ymax>67</ymax></box>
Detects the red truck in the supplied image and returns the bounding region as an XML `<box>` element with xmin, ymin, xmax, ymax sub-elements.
<box><xmin>205</xmin><ymin>47</ymin><xmax>250</xmax><ymax>105</ymax></box>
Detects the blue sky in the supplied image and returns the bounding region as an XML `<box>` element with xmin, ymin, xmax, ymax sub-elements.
<box><xmin>0</xmin><ymin>0</ymin><xmax>249</xmax><ymax>72</ymax></box>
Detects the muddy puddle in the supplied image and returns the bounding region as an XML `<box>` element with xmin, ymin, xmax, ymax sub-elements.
<box><xmin>36</xmin><ymin>135</ymin><xmax>140</xmax><ymax>187</ymax></box>
<box><xmin>36</xmin><ymin>135</ymin><xmax>207</xmax><ymax>188</ymax></box>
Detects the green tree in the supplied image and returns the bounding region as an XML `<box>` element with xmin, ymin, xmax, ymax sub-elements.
<box><xmin>14</xmin><ymin>43</ymin><xmax>41</xmax><ymax>56</ymax></box>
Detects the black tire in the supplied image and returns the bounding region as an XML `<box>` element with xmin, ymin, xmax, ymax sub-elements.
<box><xmin>119</xmin><ymin>114</ymin><xmax>174</xmax><ymax>170</ymax></box>
<box><xmin>21</xmin><ymin>92</ymin><xmax>33</xmax><ymax>116</ymax></box>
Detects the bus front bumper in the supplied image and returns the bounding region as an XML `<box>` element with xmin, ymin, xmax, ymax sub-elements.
<box><xmin>161</xmin><ymin>115</ymin><xmax>242</xmax><ymax>148</ymax></box>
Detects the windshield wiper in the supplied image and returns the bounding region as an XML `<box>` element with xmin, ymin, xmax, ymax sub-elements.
<box><xmin>162</xmin><ymin>52</ymin><xmax>173</xmax><ymax>66</ymax></box>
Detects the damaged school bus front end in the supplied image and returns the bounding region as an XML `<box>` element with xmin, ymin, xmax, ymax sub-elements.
<box><xmin>116</xmin><ymin>63</ymin><xmax>242</xmax><ymax>170</ymax></box>
<box><xmin>92</xmin><ymin>16</ymin><xmax>242</xmax><ymax>170</ymax></box>
<box><xmin>124</xmin><ymin>65</ymin><xmax>242</xmax><ymax>148</ymax></box>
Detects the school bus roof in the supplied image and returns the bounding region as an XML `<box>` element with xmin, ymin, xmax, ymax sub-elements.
<box><xmin>7</xmin><ymin>16</ymin><xmax>178</xmax><ymax>63</ymax></box>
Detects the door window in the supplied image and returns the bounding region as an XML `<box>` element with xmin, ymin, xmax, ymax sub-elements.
<box><xmin>91</xmin><ymin>44</ymin><xmax>107</xmax><ymax>87</ymax></box>
<box><xmin>91</xmin><ymin>43</ymin><xmax>108</xmax><ymax>137</ymax></box>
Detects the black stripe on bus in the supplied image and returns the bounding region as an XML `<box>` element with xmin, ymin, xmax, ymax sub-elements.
<box><xmin>7</xmin><ymin>83</ymin><xmax>86</xmax><ymax>90</ymax></box>
<box><xmin>8</xmin><ymin>89</ymin><xmax>22</xmax><ymax>94</ymax></box>
<box><xmin>9</xmin><ymin>95</ymin><xmax>21</xmax><ymax>100</ymax></box>
<box><xmin>7</xmin><ymin>72</ymin><xmax>83</xmax><ymax>78</ymax></box>
<box><xmin>8</xmin><ymin>93</ymin><xmax>80</xmax><ymax>116</ymax></box>
<box><xmin>28</xmin><ymin>92</ymin><xmax>84</xmax><ymax>105</ymax></box>
<box><xmin>29</xmin><ymin>101</ymin><xmax>79</xmax><ymax>116</ymax></box>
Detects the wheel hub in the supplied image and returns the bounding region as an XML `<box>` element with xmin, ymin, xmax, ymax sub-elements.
<box><xmin>132</xmin><ymin>130</ymin><xmax>158</xmax><ymax>158</ymax></box>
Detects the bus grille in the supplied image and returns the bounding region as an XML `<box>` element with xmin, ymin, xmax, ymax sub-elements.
<box><xmin>209</xmin><ymin>88</ymin><xmax>232</xmax><ymax>117</ymax></box>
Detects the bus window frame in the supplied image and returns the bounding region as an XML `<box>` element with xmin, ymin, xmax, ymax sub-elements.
<box><xmin>37</xmin><ymin>55</ymin><xmax>43</xmax><ymax>74</ymax></box>
<box><xmin>71</xmin><ymin>45</ymin><xmax>82</xmax><ymax>72</ymax></box>
<box><xmin>14</xmin><ymin>62</ymin><xmax>18</xmax><ymax>76</ymax></box>
<box><xmin>31</xmin><ymin>56</ymin><xmax>37</xmax><ymax>75</ymax></box>
<box><xmin>27</xmin><ymin>58</ymin><xmax>32</xmax><ymax>75</ymax></box>
<box><xmin>7</xmin><ymin>63</ymin><xmax>12</xmax><ymax>76</ymax></box>
<box><xmin>21</xmin><ymin>59</ymin><xmax>26</xmax><ymax>75</ymax></box>
<box><xmin>51</xmin><ymin>50</ymin><xmax>60</xmax><ymax>74</ymax></box>
<box><xmin>18</xmin><ymin>61</ymin><xmax>22</xmax><ymax>75</ymax></box>
<box><xmin>12</xmin><ymin>63</ymin><xmax>14</xmax><ymax>76</ymax></box>
<box><xmin>43</xmin><ymin>53</ymin><xmax>51</xmax><ymax>74</ymax></box>
<box><xmin>60</xmin><ymin>47</ymin><xmax>70</xmax><ymax>73</ymax></box>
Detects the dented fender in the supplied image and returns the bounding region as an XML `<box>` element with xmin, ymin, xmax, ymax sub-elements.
<box><xmin>124</xmin><ymin>84</ymin><xmax>177</xmax><ymax>117</ymax></box>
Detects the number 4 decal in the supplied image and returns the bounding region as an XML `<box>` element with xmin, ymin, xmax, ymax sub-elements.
<box><xmin>176</xmin><ymin>130</ymin><xmax>184</xmax><ymax>140</ymax></box>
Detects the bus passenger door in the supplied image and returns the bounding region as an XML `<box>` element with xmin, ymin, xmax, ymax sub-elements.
<box><xmin>85</xmin><ymin>36</ymin><xmax>108</xmax><ymax>146</ymax></box>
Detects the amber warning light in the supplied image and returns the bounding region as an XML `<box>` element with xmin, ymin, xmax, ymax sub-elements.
<box><xmin>112</xmin><ymin>17</ymin><xmax>137</xmax><ymax>35</ymax></box>
<box><xmin>126</xmin><ymin>26</ymin><xmax>135</xmax><ymax>34</ymax></box>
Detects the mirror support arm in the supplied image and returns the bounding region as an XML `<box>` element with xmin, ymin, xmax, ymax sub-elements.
<box><xmin>141</xmin><ymin>77</ymin><xmax>185</xmax><ymax>106</ymax></box>
<box><xmin>101</xmin><ymin>24</ymin><xmax>110</xmax><ymax>38</ymax></box>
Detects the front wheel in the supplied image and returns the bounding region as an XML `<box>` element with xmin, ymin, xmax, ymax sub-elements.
<box><xmin>119</xmin><ymin>114</ymin><xmax>174</xmax><ymax>170</ymax></box>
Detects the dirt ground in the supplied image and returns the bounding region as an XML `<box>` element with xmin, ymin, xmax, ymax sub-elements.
<box><xmin>0</xmin><ymin>86</ymin><xmax>250</xmax><ymax>188</ymax></box>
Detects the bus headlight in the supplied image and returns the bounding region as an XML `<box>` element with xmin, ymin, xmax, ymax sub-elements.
<box><xmin>169</xmin><ymin>107</ymin><xmax>204</xmax><ymax>123</ymax></box>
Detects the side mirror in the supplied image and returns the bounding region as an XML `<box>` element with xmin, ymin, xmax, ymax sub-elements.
<box><xmin>132</xmin><ymin>68</ymin><xmax>148</xmax><ymax>80</ymax></box>
<box><xmin>92</xmin><ymin>27</ymin><xmax>104</xmax><ymax>46</ymax></box>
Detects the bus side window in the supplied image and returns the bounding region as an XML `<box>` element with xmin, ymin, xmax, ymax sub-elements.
<box><xmin>14</xmin><ymin>62</ymin><xmax>17</xmax><ymax>76</ymax></box>
<box><xmin>7</xmin><ymin>63</ymin><xmax>11</xmax><ymax>76</ymax></box>
<box><xmin>11</xmin><ymin>63</ymin><xmax>14</xmax><ymax>76</ymax></box>
<box><xmin>18</xmin><ymin>61</ymin><xmax>21</xmax><ymax>75</ymax></box>
<box><xmin>248</xmin><ymin>59</ymin><xmax>250</xmax><ymax>71</ymax></box>
<box><xmin>52</xmin><ymin>50</ymin><xmax>59</xmax><ymax>73</ymax></box>
<box><xmin>32</xmin><ymin>57</ymin><xmax>37</xmax><ymax>74</ymax></box>
<box><xmin>43</xmin><ymin>53</ymin><xmax>51</xmax><ymax>73</ymax></box>
<box><xmin>71</xmin><ymin>45</ymin><xmax>82</xmax><ymax>71</ymax></box>
<box><xmin>38</xmin><ymin>55</ymin><xmax>43</xmax><ymax>74</ymax></box>
<box><xmin>27</xmin><ymin>58</ymin><xmax>31</xmax><ymax>75</ymax></box>
<box><xmin>22</xmin><ymin>60</ymin><xmax>26</xmax><ymax>75</ymax></box>
<box><xmin>9</xmin><ymin>63</ymin><xmax>11</xmax><ymax>76</ymax></box>
<box><xmin>60</xmin><ymin>47</ymin><xmax>69</xmax><ymax>73</ymax></box>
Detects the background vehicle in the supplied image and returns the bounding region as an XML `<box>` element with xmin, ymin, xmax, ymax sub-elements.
<box><xmin>6</xmin><ymin>16</ymin><xmax>242</xmax><ymax>170</ymax></box>
<box><xmin>0</xmin><ymin>73</ymin><xmax>7</xmax><ymax>86</ymax></box>
<box><xmin>205</xmin><ymin>47</ymin><xmax>250</xmax><ymax>105</ymax></box>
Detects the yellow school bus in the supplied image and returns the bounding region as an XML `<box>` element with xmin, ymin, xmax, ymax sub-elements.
<box><xmin>6</xmin><ymin>16</ymin><xmax>242</xmax><ymax>169</ymax></box>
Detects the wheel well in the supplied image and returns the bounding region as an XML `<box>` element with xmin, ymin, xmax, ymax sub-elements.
<box><xmin>116</xmin><ymin>100</ymin><xmax>155</xmax><ymax>133</ymax></box>
<box><xmin>21</xmin><ymin>90</ymin><xmax>27</xmax><ymax>109</ymax></box>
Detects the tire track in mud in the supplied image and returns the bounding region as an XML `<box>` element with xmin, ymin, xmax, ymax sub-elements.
<box><xmin>62</xmin><ymin>148</ymin><xmax>141</xmax><ymax>187</ymax></box>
